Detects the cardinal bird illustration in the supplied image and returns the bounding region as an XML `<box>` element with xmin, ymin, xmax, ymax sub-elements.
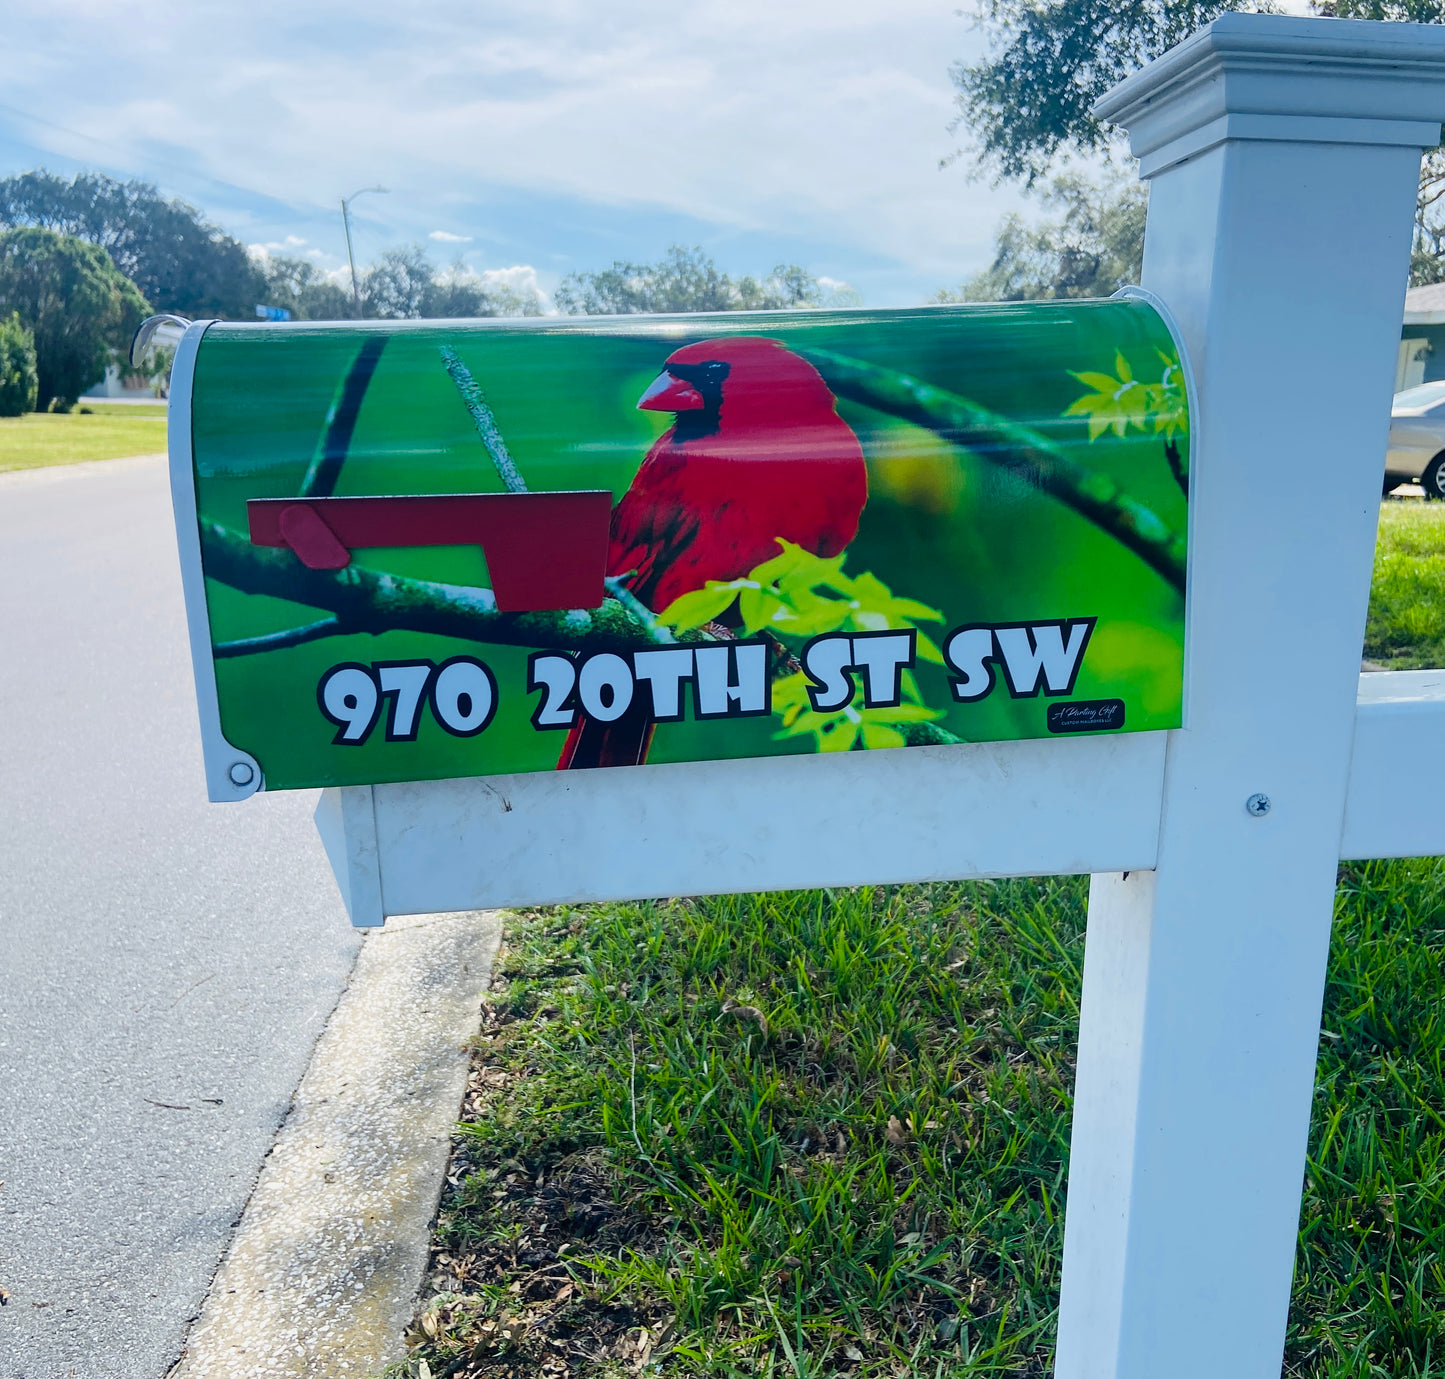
<box><xmin>559</xmin><ymin>335</ymin><xmax>869</xmax><ymax>770</ymax></box>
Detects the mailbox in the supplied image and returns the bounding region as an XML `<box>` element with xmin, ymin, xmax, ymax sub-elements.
<box><xmin>166</xmin><ymin>295</ymin><xmax>1191</xmax><ymax>800</ymax></box>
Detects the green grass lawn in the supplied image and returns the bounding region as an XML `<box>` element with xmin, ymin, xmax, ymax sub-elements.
<box><xmin>0</xmin><ymin>409</ymin><xmax>167</xmax><ymax>473</ymax></box>
<box><xmin>396</xmin><ymin>863</ymin><xmax>1445</xmax><ymax>1379</ymax></box>
<box><xmin>394</xmin><ymin>507</ymin><xmax>1445</xmax><ymax>1379</ymax></box>
<box><xmin>76</xmin><ymin>400</ymin><xmax>168</xmax><ymax>417</ymax></box>
<box><xmin>1366</xmin><ymin>501</ymin><xmax>1445</xmax><ymax>669</ymax></box>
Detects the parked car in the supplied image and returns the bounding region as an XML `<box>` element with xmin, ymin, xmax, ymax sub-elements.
<box><xmin>1387</xmin><ymin>380</ymin><xmax>1445</xmax><ymax>496</ymax></box>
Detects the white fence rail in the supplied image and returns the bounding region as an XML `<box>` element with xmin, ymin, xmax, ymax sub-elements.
<box><xmin>1342</xmin><ymin>669</ymin><xmax>1445</xmax><ymax>858</ymax></box>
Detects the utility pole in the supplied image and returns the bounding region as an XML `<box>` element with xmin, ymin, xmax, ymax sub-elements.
<box><xmin>340</xmin><ymin>186</ymin><xmax>388</xmax><ymax>318</ymax></box>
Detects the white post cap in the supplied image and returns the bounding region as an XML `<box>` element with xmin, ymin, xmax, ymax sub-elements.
<box><xmin>1094</xmin><ymin>13</ymin><xmax>1445</xmax><ymax>177</ymax></box>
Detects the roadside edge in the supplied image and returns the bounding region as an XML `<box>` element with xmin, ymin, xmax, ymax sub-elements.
<box><xmin>169</xmin><ymin>909</ymin><xmax>504</xmax><ymax>1378</ymax></box>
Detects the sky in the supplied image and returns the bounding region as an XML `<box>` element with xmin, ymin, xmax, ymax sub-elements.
<box><xmin>0</xmin><ymin>0</ymin><xmax>1053</xmax><ymax>308</ymax></box>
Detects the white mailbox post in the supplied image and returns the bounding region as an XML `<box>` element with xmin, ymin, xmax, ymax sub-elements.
<box><xmin>1061</xmin><ymin>18</ymin><xmax>1445</xmax><ymax>1377</ymax></box>
<box><xmin>165</xmin><ymin>14</ymin><xmax>1445</xmax><ymax>1379</ymax></box>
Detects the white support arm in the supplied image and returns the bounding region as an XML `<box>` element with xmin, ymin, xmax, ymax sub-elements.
<box><xmin>1342</xmin><ymin>670</ymin><xmax>1445</xmax><ymax>860</ymax></box>
<box><xmin>317</xmin><ymin>667</ymin><xmax>1445</xmax><ymax>927</ymax></box>
<box><xmin>319</xmin><ymin>730</ymin><xmax>1167</xmax><ymax>922</ymax></box>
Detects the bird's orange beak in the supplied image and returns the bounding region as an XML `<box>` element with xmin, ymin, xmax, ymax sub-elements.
<box><xmin>637</xmin><ymin>370</ymin><xmax>705</xmax><ymax>412</ymax></box>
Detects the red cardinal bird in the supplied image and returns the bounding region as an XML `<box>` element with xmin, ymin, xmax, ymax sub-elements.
<box><xmin>559</xmin><ymin>335</ymin><xmax>868</xmax><ymax>769</ymax></box>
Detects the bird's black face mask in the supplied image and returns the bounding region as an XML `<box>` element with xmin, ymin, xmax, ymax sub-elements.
<box><xmin>665</xmin><ymin>360</ymin><xmax>731</xmax><ymax>441</ymax></box>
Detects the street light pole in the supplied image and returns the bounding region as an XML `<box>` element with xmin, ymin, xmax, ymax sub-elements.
<box><xmin>340</xmin><ymin>186</ymin><xmax>388</xmax><ymax>319</ymax></box>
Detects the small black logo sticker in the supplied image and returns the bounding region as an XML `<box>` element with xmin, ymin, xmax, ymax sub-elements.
<box><xmin>1047</xmin><ymin>699</ymin><xmax>1125</xmax><ymax>733</ymax></box>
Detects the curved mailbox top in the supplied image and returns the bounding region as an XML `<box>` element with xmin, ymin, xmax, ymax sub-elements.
<box><xmin>172</xmin><ymin>296</ymin><xmax>1191</xmax><ymax>797</ymax></box>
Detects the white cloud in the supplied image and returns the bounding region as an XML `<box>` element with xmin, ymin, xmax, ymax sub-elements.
<box><xmin>248</xmin><ymin>234</ymin><xmax>308</xmax><ymax>259</ymax></box>
<box><xmin>0</xmin><ymin>0</ymin><xmax>1033</xmax><ymax>298</ymax></box>
<box><xmin>813</xmin><ymin>274</ymin><xmax>860</xmax><ymax>307</ymax></box>
<box><xmin>247</xmin><ymin>242</ymin><xmax>351</xmax><ymax>286</ymax></box>
<box><xmin>438</xmin><ymin>261</ymin><xmax>550</xmax><ymax>310</ymax></box>
<box><xmin>429</xmin><ymin>229</ymin><xmax>473</xmax><ymax>243</ymax></box>
<box><xmin>478</xmin><ymin>264</ymin><xmax>542</xmax><ymax>296</ymax></box>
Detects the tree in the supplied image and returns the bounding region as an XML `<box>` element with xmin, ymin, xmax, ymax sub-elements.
<box><xmin>1312</xmin><ymin>1</ymin><xmax>1445</xmax><ymax>281</ymax></box>
<box><xmin>0</xmin><ymin>312</ymin><xmax>38</xmax><ymax>416</ymax></box>
<box><xmin>255</xmin><ymin>247</ymin><xmax>545</xmax><ymax>321</ymax></box>
<box><xmin>555</xmin><ymin>244</ymin><xmax>844</xmax><ymax>314</ymax></box>
<box><xmin>0</xmin><ymin>228</ymin><xmax>149</xmax><ymax>408</ymax></box>
<box><xmin>422</xmin><ymin>261</ymin><xmax>544</xmax><ymax>319</ymax></box>
<box><xmin>951</xmin><ymin>0</ymin><xmax>1445</xmax><ymax>283</ymax></box>
<box><xmin>0</xmin><ymin>170</ymin><xmax>263</xmax><ymax>319</ymax></box>
<box><xmin>361</xmin><ymin>246</ymin><xmax>544</xmax><ymax>320</ymax></box>
<box><xmin>937</xmin><ymin>173</ymin><xmax>1147</xmax><ymax>302</ymax></box>
<box><xmin>1317</xmin><ymin>0</ymin><xmax>1444</xmax><ymax>17</ymax></box>
<box><xmin>1414</xmin><ymin>151</ymin><xmax>1445</xmax><ymax>284</ymax></box>
<box><xmin>949</xmin><ymin>0</ymin><xmax>1243</xmax><ymax>186</ymax></box>
<box><xmin>256</xmin><ymin>254</ymin><xmax>354</xmax><ymax>321</ymax></box>
<box><xmin>362</xmin><ymin>244</ymin><xmax>435</xmax><ymax>319</ymax></box>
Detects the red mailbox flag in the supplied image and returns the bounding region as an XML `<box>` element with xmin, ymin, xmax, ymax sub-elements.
<box><xmin>246</xmin><ymin>491</ymin><xmax>613</xmax><ymax>613</ymax></box>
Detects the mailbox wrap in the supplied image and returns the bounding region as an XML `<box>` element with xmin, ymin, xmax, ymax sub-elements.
<box><xmin>175</xmin><ymin>298</ymin><xmax>1190</xmax><ymax>792</ymax></box>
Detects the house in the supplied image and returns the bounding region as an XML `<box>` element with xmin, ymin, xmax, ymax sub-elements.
<box><xmin>80</xmin><ymin>361</ymin><xmax>165</xmax><ymax>401</ymax></box>
<box><xmin>1398</xmin><ymin>283</ymin><xmax>1445</xmax><ymax>390</ymax></box>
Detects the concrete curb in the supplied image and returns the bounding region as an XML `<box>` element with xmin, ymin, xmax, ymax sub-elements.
<box><xmin>169</xmin><ymin>909</ymin><xmax>503</xmax><ymax>1378</ymax></box>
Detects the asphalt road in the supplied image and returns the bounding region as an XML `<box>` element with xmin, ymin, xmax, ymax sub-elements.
<box><xmin>0</xmin><ymin>455</ymin><xmax>361</xmax><ymax>1377</ymax></box>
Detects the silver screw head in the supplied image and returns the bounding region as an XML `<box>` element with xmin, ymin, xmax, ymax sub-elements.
<box><xmin>1245</xmin><ymin>793</ymin><xmax>1271</xmax><ymax>817</ymax></box>
<box><xmin>228</xmin><ymin>761</ymin><xmax>255</xmax><ymax>787</ymax></box>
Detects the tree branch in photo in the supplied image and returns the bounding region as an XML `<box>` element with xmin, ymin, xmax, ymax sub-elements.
<box><xmin>214</xmin><ymin>615</ymin><xmax>342</xmax><ymax>659</ymax></box>
<box><xmin>800</xmin><ymin>346</ymin><xmax>1186</xmax><ymax>594</ymax></box>
<box><xmin>202</xmin><ymin>521</ymin><xmax>688</xmax><ymax>653</ymax></box>
<box><xmin>199</xmin><ymin>523</ymin><xmax>962</xmax><ymax>748</ymax></box>
<box><xmin>1165</xmin><ymin>439</ymin><xmax>1188</xmax><ymax>497</ymax></box>
<box><xmin>439</xmin><ymin>345</ymin><xmax>529</xmax><ymax>493</ymax></box>
<box><xmin>299</xmin><ymin>337</ymin><xmax>388</xmax><ymax>497</ymax></box>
